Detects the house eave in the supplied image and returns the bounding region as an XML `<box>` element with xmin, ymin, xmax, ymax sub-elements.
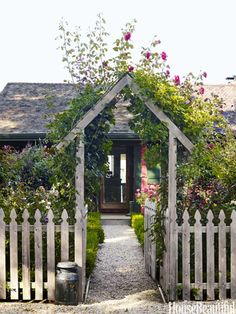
<box><xmin>108</xmin><ymin>132</ymin><xmax>140</xmax><ymax>140</ymax></box>
<box><xmin>0</xmin><ymin>133</ymin><xmax>46</xmax><ymax>142</ymax></box>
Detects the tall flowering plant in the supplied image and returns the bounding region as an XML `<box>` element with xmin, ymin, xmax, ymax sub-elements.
<box><xmin>135</xmin><ymin>183</ymin><xmax>160</xmax><ymax>214</ymax></box>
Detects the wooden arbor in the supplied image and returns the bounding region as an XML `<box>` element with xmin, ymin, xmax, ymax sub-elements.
<box><xmin>56</xmin><ymin>73</ymin><xmax>194</xmax><ymax>301</ymax></box>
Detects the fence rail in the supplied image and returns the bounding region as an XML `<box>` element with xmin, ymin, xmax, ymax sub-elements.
<box><xmin>159</xmin><ymin>206</ymin><xmax>236</xmax><ymax>301</ymax></box>
<box><xmin>0</xmin><ymin>207</ymin><xmax>87</xmax><ymax>301</ymax></box>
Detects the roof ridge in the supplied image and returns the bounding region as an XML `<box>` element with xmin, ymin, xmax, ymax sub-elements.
<box><xmin>5</xmin><ymin>82</ymin><xmax>75</xmax><ymax>86</ymax></box>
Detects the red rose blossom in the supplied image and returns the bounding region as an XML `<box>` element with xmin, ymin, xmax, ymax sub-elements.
<box><xmin>128</xmin><ymin>65</ymin><xmax>134</xmax><ymax>72</ymax></box>
<box><xmin>207</xmin><ymin>143</ymin><xmax>214</xmax><ymax>150</ymax></box>
<box><xmin>174</xmin><ymin>75</ymin><xmax>180</xmax><ymax>85</ymax></box>
<box><xmin>124</xmin><ymin>32</ymin><xmax>131</xmax><ymax>41</ymax></box>
<box><xmin>145</xmin><ymin>51</ymin><xmax>151</xmax><ymax>59</ymax></box>
<box><xmin>161</xmin><ymin>51</ymin><xmax>167</xmax><ymax>61</ymax></box>
<box><xmin>199</xmin><ymin>87</ymin><xmax>205</xmax><ymax>95</ymax></box>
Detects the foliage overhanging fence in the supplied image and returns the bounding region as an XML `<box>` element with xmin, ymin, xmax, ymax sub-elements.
<box><xmin>156</xmin><ymin>203</ymin><xmax>236</xmax><ymax>301</ymax></box>
<box><xmin>0</xmin><ymin>207</ymin><xmax>87</xmax><ymax>301</ymax></box>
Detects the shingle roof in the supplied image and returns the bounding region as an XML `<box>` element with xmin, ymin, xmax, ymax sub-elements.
<box><xmin>0</xmin><ymin>82</ymin><xmax>235</xmax><ymax>139</ymax></box>
<box><xmin>204</xmin><ymin>84</ymin><xmax>236</xmax><ymax>130</ymax></box>
<box><xmin>0</xmin><ymin>82</ymin><xmax>135</xmax><ymax>138</ymax></box>
<box><xmin>0</xmin><ymin>83</ymin><xmax>78</xmax><ymax>135</ymax></box>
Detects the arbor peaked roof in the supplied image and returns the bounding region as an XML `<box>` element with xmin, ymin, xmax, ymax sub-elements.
<box><xmin>56</xmin><ymin>73</ymin><xmax>194</xmax><ymax>152</ymax></box>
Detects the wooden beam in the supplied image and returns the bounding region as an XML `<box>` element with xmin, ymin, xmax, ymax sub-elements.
<box><xmin>56</xmin><ymin>75</ymin><xmax>130</xmax><ymax>150</ymax></box>
<box><xmin>57</xmin><ymin>73</ymin><xmax>193</xmax><ymax>153</ymax></box>
<box><xmin>168</xmin><ymin>131</ymin><xmax>178</xmax><ymax>301</ymax></box>
<box><xmin>75</xmin><ymin>136</ymin><xmax>85</xmax><ymax>217</ymax></box>
<box><xmin>127</xmin><ymin>77</ymin><xmax>194</xmax><ymax>153</ymax></box>
<box><xmin>74</xmin><ymin>136</ymin><xmax>85</xmax><ymax>302</ymax></box>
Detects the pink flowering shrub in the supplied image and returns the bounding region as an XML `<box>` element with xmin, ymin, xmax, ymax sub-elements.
<box><xmin>135</xmin><ymin>183</ymin><xmax>160</xmax><ymax>213</ymax></box>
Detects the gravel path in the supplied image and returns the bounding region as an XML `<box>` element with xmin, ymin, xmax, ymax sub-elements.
<box><xmin>87</xmin><ymin>224</ymin><xmax>161</xmax><ymax>304</ymax></box>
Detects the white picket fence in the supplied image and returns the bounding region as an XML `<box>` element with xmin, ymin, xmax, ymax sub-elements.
<box><xmin>0</xmin><ymin>207</ymin><xmax>87</xmax><ymax>301</ymax></box>
<box><xmin>159</xmin><ymin>207</ymin><xmax>236</xmax><ymax>301</ymax></box>
<box><xmin>144</xmin><ymin>200</ymin><xmax>157</xmax><ymax>280</ymax></box>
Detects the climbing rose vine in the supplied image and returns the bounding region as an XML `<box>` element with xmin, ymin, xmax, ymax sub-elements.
<box><xmin>135</xmin><ymin>184</ymin><xmax>160</xmax><ymax>213</ymax></box>
<box><xmin>58</xmin><ymin>14</ymin><xmax>235</xmax><ymax>215</ymax></box>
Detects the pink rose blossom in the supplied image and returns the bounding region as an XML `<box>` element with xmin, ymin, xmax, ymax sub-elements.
<box><xmin>199</xmin><ymin>87</ymin><xmax>205</xmax><ymax>95</ymax></box>
<box><xmin>145</xmin><ymin>51</ymin><xmax>151</xmax><ymax>59</ymax></box>
<box><xmin>207</xmin><ymin>143</ymin><xmax>214</xmax><ymax>150</ymax></box>
<box><xmin>124</xmin><ymin>32</ymin><xmax>131</xmax><ymax>41</ymax></box>
<box><xmin>203</xmin><ymin>71</ymin><xmax>207</xmax><ymax>78</ymax></box>
<box><xmin>174</xmin><ymin>75</ymin><xmax>180</xmax><ymax>85</ymax></box>
<box><xmin>161</xmin><ymin>51</ymin><xmax>167</xmax><ymax>61</ymax></box>
<box><xmin>128</xmin><ymin>65</ymin><xmax>134</xmax><ymax>72</ymax></box>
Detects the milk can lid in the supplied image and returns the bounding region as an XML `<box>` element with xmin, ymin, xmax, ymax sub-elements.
<box><xmin>57</xmin><ymin>261</ymin><xmax>79</xmax><ymax>270</ymax></box>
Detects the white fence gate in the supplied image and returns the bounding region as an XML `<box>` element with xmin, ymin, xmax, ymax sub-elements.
<box><xmin>144</xmin><ymin>200</ymin><xmax>157</xmax><ymax>280</ymax></box>
<box><xmin>0</xmin><ymin>207</ymin><xmax>87</xmax><ymax>301</ymax></box>
<box><xmin>158</xmin><ymin>205</ymin><xmax>236</xmax><ymax>301</ymax></box>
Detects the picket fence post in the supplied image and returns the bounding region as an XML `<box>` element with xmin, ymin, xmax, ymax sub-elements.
<box><xmin>47</xmin><ymin>208</ymin><xmax>55</xmax><ymax>300</ymax></box>
<box><xmin>194</xmin><ymin>210</ymin><xmax>203</xmax><ymax>300</ymax></box>
<box><xmin>22</xmin><ymin>208</ymin><xmax>31</xmax><ymax>300</ymax></box>
<box><xmin>231</xmin><ymin>210</ymin><xmax>236</xmax><ymax>298</ymax></box>
<box><xmin>61</xmin><ymin>209</ymin><xmax>69</xmax><ymax>262</ymax></box>
<box><xmin>34</xmin><ymin>209</ymin><xmax>43</xmax><ymax>300</ymax></box>
<box><xmin>10</xmin><ymin>209</ymin><xmax>18</xmax><ymax>300</ymax></box>
<box><xmin>219</xmin><ymin>210</ymin><xmax>227</xmax><ymax>299</ymax></box>
<box><xmin>206</xmin><ymin>210</ymin><xmax>214</xmax><ymax>300</ymax></box>
<box><xmin>0</xmin><ymin>208</ymin><xmax>6</xmax><ymax>299</ymax></box>
<box><xmin>182</xmin><ymin>209</ymin><xmax>190</xmax><ymax>300</ymax></box>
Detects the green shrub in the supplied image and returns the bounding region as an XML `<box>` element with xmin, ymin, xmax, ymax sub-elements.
<box><xmin>86</xmin><ymin>212</ymin><xmax>105</xmax><ymax>277</ymax></box>
<box><xmin>87</xmin><ymin>212</ymin><xmax>105</xmax><ymax>243</ymax></box>
<box><xmin>131</xmin><ymin>214</ymin><xmax>144</xmax><ymax>247</ymax></box>
<box><xmin>86</xmin><ymin>231</ymin><xmax>99</xmax><ymax>277</ymax></box>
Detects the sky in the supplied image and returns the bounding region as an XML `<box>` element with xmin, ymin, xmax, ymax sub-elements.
<box><xmin>0</xmin><ymin>0</ymin><xmax>236</xmax><ymax>92</ymax></box>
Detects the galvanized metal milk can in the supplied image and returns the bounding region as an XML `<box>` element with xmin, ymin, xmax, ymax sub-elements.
<box><xmin>55</xmin><ymin>261</ymin><xmax>79</xmax><ymax>305</ymax></box>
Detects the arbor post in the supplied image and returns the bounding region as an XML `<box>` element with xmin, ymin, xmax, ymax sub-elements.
<box><xmin>168</xmin><ymin>130</ymin><xmax>178</xmax><ymax>301</ymax></box>
<box><xmin>75</xmin><ymin>135</ymin><xmax>86</xmax><ymax>302</ymax></box>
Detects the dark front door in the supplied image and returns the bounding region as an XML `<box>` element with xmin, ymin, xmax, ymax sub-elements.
<box><xmin>100</xmin><ymin>144</ymin><xmax>133</xmax><ymax>213</ymax></box>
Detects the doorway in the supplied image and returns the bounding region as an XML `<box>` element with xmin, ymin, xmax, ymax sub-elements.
<box><xmin>100</xmin><ymin>143</ymin><xmax>133</xmax><ymax>213</ymax></box>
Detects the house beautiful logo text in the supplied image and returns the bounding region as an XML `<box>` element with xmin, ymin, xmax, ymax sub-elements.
<box><xmin>168</xmin><ymin>301</ymin><xmax>236</xmax><ymax>314</ymax></box>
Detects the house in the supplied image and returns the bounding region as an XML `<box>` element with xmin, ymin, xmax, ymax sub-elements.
<box><xmin>0</xmin><ymin>80</ymin><xmax>235</xmax><ymax>213</ymax></box>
